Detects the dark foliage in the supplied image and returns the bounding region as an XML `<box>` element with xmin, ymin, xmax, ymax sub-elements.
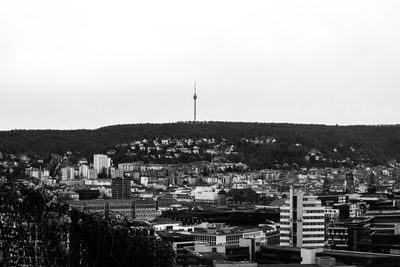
<box><xmin>69</xmin><ymin>211</ymin><xmax>175</xmax><ymax>267</ymax></box>
<box><xmin>0</xmin><ymin>178</ymin><xmax>175</xmax><ymax>267</ymax></box>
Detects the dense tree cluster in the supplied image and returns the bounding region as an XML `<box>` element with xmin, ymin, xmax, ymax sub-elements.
<box><xmin>0</xmin><ymin>178</ymin><xmax>175</xmax><ymax>266</ymax></box>
<box><xmin>70</xmin><ymin>210</ymin><xmax>175</xmax><ymax>267</ymax></box>
<box><xmin>0</xmin><ymin>178</ymin><xmax>70</xmax><ymax>266</ymax></box>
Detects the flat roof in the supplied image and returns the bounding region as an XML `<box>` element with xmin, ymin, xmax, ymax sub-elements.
<box><xmin>320</xmin><ymin>249</ymin><xmax>400</xmax><ymax>259</ymax></box>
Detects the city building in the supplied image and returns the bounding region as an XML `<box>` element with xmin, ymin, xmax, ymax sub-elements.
<box><xmin>25</xmin><ymin>167</ymin><xmax>49</xmax><ymax>179</ymax></box>
<box><xmin>68</xmin><ymin>199</ymin><xmax>157</xmax><ymax>222</ymax></box>
<box><xmin>280</xmin><ymin>188</ymin><xmax>325</xmax><ymax>248</ymax></box>
<box><xmin>88</xmin><ymin>168</ymin><xmax>98</xmax><ymax>180</ymax></box>
<box><xmin>111</xmin><ymin>178</ymin><xmax>131</xmax><ymax>199</ymax></box>
<box><xmin>79</xmin><ymin>164</ymin><xmax>89</xmax><ymax>179</ymax></box>
<box><xmin>131</xmin><ymin>199</ymin><xmax>157</xmax><ymax>222</ymax></box>
<box><xmin>192</xmin><ymin>186</ymin><xmax>219</xmax><ymax>204</ymax></box>
<box><xmin>326</xmin><ymin>216</ymin><xmax>373</xmax><ymax>251</ymax></box>
<box><xmin>110</xmin><ymin>168</ymin><xmax>124</xmax><ymax>179</ymax></box>
<box><xmin>180</xmin><ymin>223</ymin><xmax>266</xmax><ymax>247</ymax></box>
<box><xmin>345</xmin><ymin>172</ymin><xmax>355</xmax><ymax>194</ymax></box>
<box><xmin>61</xmin><ymin>166</ymin><xmax>75</xmax><ymax>181</ymax></box>
<box><xmin>93</xmin><ymin>154</ymin><xmax>111</xmax><ymax>176</ymax></box>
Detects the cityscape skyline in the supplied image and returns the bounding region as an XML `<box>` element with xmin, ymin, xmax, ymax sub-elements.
<box><xmin>2</xmin><ymin>2</ymin><xmax>400</xmax><ymax>266</ymax></box>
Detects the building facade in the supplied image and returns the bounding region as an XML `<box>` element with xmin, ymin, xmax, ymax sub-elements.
<box><xmin>61</xmin><ymin>167</ymin><xmax>75</xmax><ymax>181</ymax></box>
<box><xmin>280</xmin><ymin>188</ymin><xmax>325</xmax><ymax>248</ymax></box>
<box><xmin>111</xmin><ymin>178</ymin><xmax>131</xmax><ymax>199</ymax></box>
<box><xmin>93</xmin><ymin>154</ymin><xmax>111</xmax><ymax>175</ymax></box>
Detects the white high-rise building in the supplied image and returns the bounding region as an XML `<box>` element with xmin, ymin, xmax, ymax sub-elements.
<box><xmin>79</xmin><ymin>164</ymin><xmax>89</xmax><ymax>179</ymax></box>
<box><xmin>61</xmin><ymin>167</ymin><xmax>75</xmax><ymax>181</ymax></box>
<box><xmin>280</xmin><ymin>188</ymin><xmax>325</xmax><ymax>248</ymax></box>
<box><xmin>93</xmin><ymin>154</ymin><xmax>111</xmax><ymax>175</ymax></box>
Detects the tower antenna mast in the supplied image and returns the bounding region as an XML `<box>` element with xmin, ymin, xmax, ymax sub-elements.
<box><xmin>193</xmin><ymin>82</ymin><xmax>197</xmax><ymax>122</ymax></box>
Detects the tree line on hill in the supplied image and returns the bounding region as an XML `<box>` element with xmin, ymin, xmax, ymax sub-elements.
<box><xmin>1</xmin><ymin>122</ymin><xmax>400</xmax><ymax>169</ymax></box>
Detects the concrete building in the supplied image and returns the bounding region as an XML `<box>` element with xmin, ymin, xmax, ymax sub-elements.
<box><xmin>79</xmin><ymin>164</ymin><xmax>89</xmax><ymax>179</ymax></box>
<box><xmin>192</xmin><ymin>186</ymin><xmax>219</xmax><ymax>204</ymax></box>
<box><xmin>69</xmin><ymin>199</ymin><xmax>157</xmax><ymax>222</ymax></box>
<box><xmin>181</xmin><ymin>223</ymin><xmax>266</xmax><ymax>247</ymax></box>
<box><xmin>88</xmin><ymin>168</ymin><xmax>98</xmax><ymax>180</ymax></box>
<box><xmin>131</xmin><ymin>199</ymin><xmax>157</xmax><ymax>222</ymax></box>
<box><xmin>110</xmin><ymin>168</ymin><xmax>124</xmax><ymax>179</ymax></box>
<box><xmin>61</xmin><ymin>167</ymin><xmax>75</xmax><ymax>181</ymax></box>
<box><xmin>25</xmin><ymin>167</ymin><xmax>50</xmax><ymax>179</ymax></box>
<box><xmin>93</xmin><ymin>154</ymin><xmax>111</xmax><ymax>175</ymax></box>
<box><xmin>111</xmin><ymin>178</ymin><xmax>131</xmax><ymax>199</ymax></box>
<box><xmin>280</xmin><ymin>188</ymin><xmax>325</xmax><ymax>248</ymax></box>
<box><xmin>327</xmin><ymin>216</ymin><xmax>373</xmax><ymax>251</ymax></box>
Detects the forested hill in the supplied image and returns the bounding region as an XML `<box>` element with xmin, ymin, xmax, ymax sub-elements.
<box><xmin>1</xmin><ymin>122</ymin><xmax>400</xmax><ymax>168</ymax></box>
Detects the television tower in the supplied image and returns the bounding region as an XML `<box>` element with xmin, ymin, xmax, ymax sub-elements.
<box><xmin>193</xmin><ymin>82</ymin><xmax>197</xmax><ymax>122</ymax></box>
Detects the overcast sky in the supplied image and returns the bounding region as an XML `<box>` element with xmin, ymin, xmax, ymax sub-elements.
<box><xmin>1</xmin><ymin>1</ymin><xmax>400</xmax><ymax>130</ymax></box>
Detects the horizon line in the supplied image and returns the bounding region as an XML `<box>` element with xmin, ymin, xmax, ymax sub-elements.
<box><xmin>1</xmin><ymin>120</ymin><xmax>400</xmax><ymax>132</ymax></box>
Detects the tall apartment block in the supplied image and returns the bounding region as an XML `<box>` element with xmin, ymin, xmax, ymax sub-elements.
<box><xmin>280</xmin><ymin>188</ymin><xmax>325</xmax><ymax>248</ymax></box>
<box><xmin>93</xmin><ymin>154</ymin><xmax>111</xmax><ymax>175</ymax></box>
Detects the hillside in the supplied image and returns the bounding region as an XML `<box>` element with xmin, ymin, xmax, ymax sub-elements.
<box><xmin>1</xmin><ymin>122</ymin><xmax>400</xmax><ymax>169</ymax></box>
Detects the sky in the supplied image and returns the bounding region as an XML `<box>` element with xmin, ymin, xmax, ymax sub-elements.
<box><xmin>1</xmin><ymin>0</ymin><xmax>400</xmax><ymax>130</ymax></box>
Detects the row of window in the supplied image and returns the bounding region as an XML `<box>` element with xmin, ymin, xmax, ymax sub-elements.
<box><xmin>303</xmin><ymin>234</ymin><xmax>325</xmax><ymax>238</ymax></box>
<box><xmin>305</xmin><ymin>210</ymin><xmax>324</xmax><ymax>213</ymax></box>
<box><xmin>303</xmin><ymin>228</ymin><xmax>324</xmax><ymax>232</ymax></box>
<box><xmin>303</xmin><ymin>222</ymin><xmax>325</xmax><ymax>226</ymax></box>
<box><xmin>281</xmin><ymin>221</ymin><xmax>325</xmax><ymax>225</ymax></box>
<box><xmin>303</xmin><ymin>216</ymin><xmax>324</xmax><ymax>220</ymax></box>
<box><xmin>303</xmin><ymin>240</ymin><xmax>324</xmax><ymax>244</ymax></box>
<box><xmin>280</xmin><ymin>233</ymin><xmax>325</xmax><ymax>238</ymax></box>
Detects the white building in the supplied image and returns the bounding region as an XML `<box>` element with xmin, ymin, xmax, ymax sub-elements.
<box><xmin>79</xmin><ymin>164</ymin><xmax>89</xmax><ymax>179</ymax></box>
<box><xmin>93</xmin><ymin>154</ymin><xmax>111</xmax><ymax>175</ymax></box>
<box><xmin>192</xmin><ymin>186</ymin><xmax>219</xmax><ymax>204</ymax></box>
<box><xmin>25</xmin><ymin>168</ymin><xmax>50</xmax><ymax>179</ymax></box>
<box><xmin>181</xmin><ymin>224</ymin><xmax>266</xmax><ymax>246</ymax></box>
<box><xmin>61</xmin><ymin>167</ymin><xmax>75</xmax><ymax>181</ymax></box>
<box><xmin>280</xmin><ymin>188</ymin><xmax>325</xmax><ymax>248</ymax></box>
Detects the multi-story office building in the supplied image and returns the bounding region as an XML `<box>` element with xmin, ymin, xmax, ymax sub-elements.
<box><xmin>93</xmin><ymin>154</ymin><xmax>111</xmax><ymax>175</ymax></box>
<box><xmin>68</xmin><ymin>199</ymin><xmax>157</xmax><ymax>222</ymax></box>
<box><xmin>132</xmin><ymin>199</ymin><xmax>158</xmax><ymax>222</ymax></box>
<box><xmin>324</xmin><ymin>207</ymin><xmax>340</xmax><ymax>224</ymax></box>
<box><xmin>327</xmin><ymin>216</ymin><xmax>372</xmax><ymax>251</ymax></box>
<box><xmin>25</xmin><ymin>167</ymin><xmax>50</xmax><ymax>179</ymax></box>
<box><xmin>180</xmin><ymin>223</ymin><xmax>266</xmax><ymax>246</ymax></box>
<box><xmin>111</xmin><ymin>178</ymin><xmax>131</xmax><ymax>199</ymax></box>
<box><xmin>280</xmin><ymin>188</ymin><xmax>325</xmax><ymax>248</ymax></box>
<box><xmin>61</xmin><ymin>167</ymin><xmax>75</xmax><ymax>181</ymax></box>
<box><xmin>118</xmin><ymin>162</ymin><xmax>143</xmax><ymax>172</ymax></box>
